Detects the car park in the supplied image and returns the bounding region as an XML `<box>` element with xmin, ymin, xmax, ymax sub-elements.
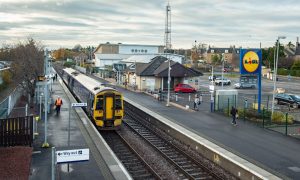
<box><xmin>234</xmin><ymin>83</ymin><xmax>256</xmax><ymax>89</ymax></box>
<box><xmin>275</xmin><ymin>93</ymin><xmax>300</xmax><ymax>108</ymax></box>
<box><xmin>174</xmin><ymin>83</ymin><xmax>196</xmax><ymax>93</ymax></box>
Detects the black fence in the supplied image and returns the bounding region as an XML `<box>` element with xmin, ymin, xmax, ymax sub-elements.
<box><xmin>0</xmin><ymin>116</ymin><xmax>33</xmax><ymax>147</ymax></box>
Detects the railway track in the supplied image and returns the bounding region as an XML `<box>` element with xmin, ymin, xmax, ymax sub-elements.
<box><xmin>101</xmin><ymin>131</ymin><xmax>160</xmax><ymax>180</ymax></box>
<box><xmin>124</xmin><ymin>103</ymin><xmax>230</xmax><ymax>180</ymax></box>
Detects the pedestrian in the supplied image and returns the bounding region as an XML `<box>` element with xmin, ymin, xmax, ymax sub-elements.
<box><xmin>194</xmin><ymin>94</ymin><xmax>200</xmax><ymax>111</ymax></box>
<box><xmin>230</xmin><ymin>106</ymin><xmax>237</xmax><ymax>125</ymax></box>
<box><xmin>54</xmin><ymin>96</ymin><xmax>63</xmax><ymax>115</ymax></box>
<box><xmin>55</xmin><ymin>73</ymin><xmax>58</xmax><ymax>81</ymax></box>
<box><xmin>158</xmin><ymin>88</ymin><xmax>162</xmax><ymax>101</ymax></box>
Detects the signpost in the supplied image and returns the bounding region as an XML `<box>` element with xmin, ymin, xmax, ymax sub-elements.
<box><xmin>56</xmin><ymin>148</ymin><xmax>90</xmax><ymax>163</ymax></box>
<box><xmin>52</xmin><ymin>147</ymin><xmax>89</xmax><ymax>179</ymax></box>
<box><xmin>240</xmin><ymin>49</ymin><xmax>262</xmax><ymax>113</ymax></box>
<box><xmin>68</xmin><ymin>102</ymin><xmax>87</xmax><ymax>172</ymax></box>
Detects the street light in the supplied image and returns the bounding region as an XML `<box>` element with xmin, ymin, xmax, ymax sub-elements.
<box><xmin>221</xmin><ymin>53</ymin><xmax>224</xmax><ymax>89</ymax></box>
<box><xmin>271</xmin><ymin>36</ymin><xmax>286</xmax><ymax>117</ymax></box>
<box><xmin>166</xmin><ymin>54</ymin><xmax>171</xmax><ymax>106</ymax></box>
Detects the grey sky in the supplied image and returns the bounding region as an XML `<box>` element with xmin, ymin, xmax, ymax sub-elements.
<box><xmin>0</xmin><ymin>0</ymin><xmax>300</xmax><ymax>49</ymax></box>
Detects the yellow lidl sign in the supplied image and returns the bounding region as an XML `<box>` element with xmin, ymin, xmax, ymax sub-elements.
<box><xmin>240</xmin><ymin>49</ymin><xmax>261</xmax><ymax>74</ymax></box>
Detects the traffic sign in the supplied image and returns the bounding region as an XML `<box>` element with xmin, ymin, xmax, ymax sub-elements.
<box><xmin>56</xmin><ymin>148</ymin><xmax>89</xmax><ymax>164</ymax></box>
<box><xmin>71</xmin><ymin>103</ymin><xmax>87</xmax><ymax>107</ymax></box>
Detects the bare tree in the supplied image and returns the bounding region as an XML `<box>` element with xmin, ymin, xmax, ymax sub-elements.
<box><xmin>9</xmin><ymin>38</ymin><xmax>44</xmax><ymax>105</ymax></box>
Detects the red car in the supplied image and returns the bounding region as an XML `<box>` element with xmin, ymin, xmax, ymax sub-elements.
<box><xmin>174</xmin><ymin>83</ymin><xmax>196</xmax><ymax>93</ymax></box>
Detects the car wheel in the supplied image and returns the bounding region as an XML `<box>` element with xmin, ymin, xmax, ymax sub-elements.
<box><xmin>228</xmin><ymin>82</ymin><xmax>231</xmax><ymax>85</ymax></box>
<box><xmin>292</xmin><ymin>103</ymin><xmax>297</xmax><ymax>108</ymax></box>
<box><xmin>275</xmin><ymin>99</ymin><xmax>279</xmax><ymax>104</ymax></box>
<box><xmin>251</xmin><ymin>85</ymin><xmax>255</xmax><ymax>88</ymax></box>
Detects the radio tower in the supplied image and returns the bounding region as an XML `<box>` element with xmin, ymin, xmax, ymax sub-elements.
<box><xmin>164</xmin><ymin>2</ymin><xmax>171</xmax><ymax>51</ymax></box>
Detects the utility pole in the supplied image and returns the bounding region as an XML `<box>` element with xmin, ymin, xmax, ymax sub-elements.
<box><xmin>165</xmin><ymin>2</ymin><xmax>172</xmax><ymax>107</ymax></box>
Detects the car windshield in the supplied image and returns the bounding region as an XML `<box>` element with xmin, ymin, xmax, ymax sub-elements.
<box><xmin>290</xmin><ymin>95</ymin><xmax>300</xmax><ymax>101</ymax></box>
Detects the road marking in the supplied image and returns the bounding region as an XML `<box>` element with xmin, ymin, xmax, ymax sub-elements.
<box><xmin>32</xmin><ymin>151</ymin><xmax>41</xmax><ymax>154</ymax></box>
<box><xmin>288</xmin><ymin>166</ymin><xmax>300</xmax><ymax>172</ymax></box>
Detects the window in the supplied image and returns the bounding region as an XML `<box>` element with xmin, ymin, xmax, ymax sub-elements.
<box><xmin>115</xmin><ymin>95</ymin><xmax>122</xmax><ymax>110</ymax></box>
<box><xmin>96</xmin><ymin>97</ymin><xmax>104</xmax><ymax>110</ymax></box>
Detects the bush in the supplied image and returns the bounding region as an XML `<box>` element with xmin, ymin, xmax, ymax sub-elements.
<box><xmin>277</xmin><ymin>68</ymin><xmax>289</xmax><ymax>76</ymax></box>
<box><xmin>64</xmin><ymin>61</ymin><xmax>75</xmax><ymax>68</ymax></box>
<box><xmin>271</xmin><ymin>111</ymin><xmax>294</xmax><ymax>124</ymax></box>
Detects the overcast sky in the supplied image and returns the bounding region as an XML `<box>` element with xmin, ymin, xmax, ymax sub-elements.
<box><xmin>1</xmin><ymin>0</ymin><xmax>300</xmax><ymax>49</ymax></box>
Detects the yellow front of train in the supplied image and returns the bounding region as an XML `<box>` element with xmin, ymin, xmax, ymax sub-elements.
<box><xmin>92</xmin><ymin>90</ymin><xmax>124</xmax><ymax>130</ymax></box>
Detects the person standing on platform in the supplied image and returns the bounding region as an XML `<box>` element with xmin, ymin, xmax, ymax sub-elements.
<box><xmin>54</xmin><ymin>96</ymin><xmax>63</xmax><ymax>115</ymax></box>
<box><xmin>230</xmin><ymin>106</ymin><xmax>237</xmax><ymax>126</ymax></box>
<box><xmin>55</xmin><ymin>73</ymin><xmax>58</xmax><ymax>81</ymax></box>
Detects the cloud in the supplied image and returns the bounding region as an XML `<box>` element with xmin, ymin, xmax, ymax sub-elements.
<box><xmin>0</xmin><ymin>0</ymin><xmax>299</xmax><ymax>49</ymax></box>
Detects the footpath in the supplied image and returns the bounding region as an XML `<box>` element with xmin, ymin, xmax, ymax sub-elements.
<box><xmin>29</xmin><ymin>77</ymin><xmax>105</xmax><ymax>180</ymax></box>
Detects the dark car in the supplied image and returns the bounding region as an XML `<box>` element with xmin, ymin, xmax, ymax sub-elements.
<box><xmin>174</xmin><ymin>83</ymin><xmax>196</xmax><ymax>93</ymax></box>
<box><xmin>275</xmin><ymin>93</ymin><xmax>300</xmax><ymax>108</ymax></box>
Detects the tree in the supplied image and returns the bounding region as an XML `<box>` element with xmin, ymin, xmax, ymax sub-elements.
<box><xmin>291</xmin><ymin>60</ymin><xmax>300</xmax><ymax>70</ymax></box>
<box><xmin>212</xmin><ymin>54</ymin><xmax>221</xmax><ymax>64</ymax></box>
<box><xmin>287</xmin><ymin>41</ymin><xmax>295</xmax><ymax>48</ymax></box>
<box><xmin>9</xmin><ymin>38</ymin><xmax>44</xmax><ymax>104</ymax></box>
<box><xmin>73</xmin><ymin>44</ymin><xmax>82</xmax><ymax>52</ymax></box>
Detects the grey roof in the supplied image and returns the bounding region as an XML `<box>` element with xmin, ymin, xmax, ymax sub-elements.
<box><xmin>295</xmin><ymin>45</ymin><xmax>300</xmax><ymax>55</ymax></box>
<box><xmin>154</xmin><ymin>63</ymin><xmax>202</xmax><ymax>77</ymax></box>
<box><xmin>207</xmin><ymin>47</ymin><xmax>239</xmax><ymax>54</ymax></box>
<box><xmin>138</xmin><ymin>56</ymin><xmax>167</xmax><ymax>76</ymax></box>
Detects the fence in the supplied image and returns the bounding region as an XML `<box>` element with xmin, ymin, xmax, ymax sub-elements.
<box><xmin>0</xmin><ymin>85</ymin><xmax>23</xmax><ymax>119</ymax></box>
<box><xmin>0</xmin><ymin>116</ymin><xmax>33</xmax><ymax>147</ymax></box>
<box><xmin>215</xmin><ymin>95</ymin><xmax>300</xmax><ymax>139</ymax></box>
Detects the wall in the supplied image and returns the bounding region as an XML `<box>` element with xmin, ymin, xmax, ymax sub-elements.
<box><xmin>119</xmin><ymin>45</ymin><xmax>159</xmax><ymax>54</ymax></box>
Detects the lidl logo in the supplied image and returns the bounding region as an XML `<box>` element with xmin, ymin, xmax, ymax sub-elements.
<box><xmin>242</xmin><ymin>51</ymin><xmax>259</xmax><ymax>73</ymax></box>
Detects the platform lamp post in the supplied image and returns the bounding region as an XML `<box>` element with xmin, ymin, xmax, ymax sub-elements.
<box><xmin>166</xmin><ymin>53</ymin><xmax>171</xmax><ymax>107</ymax></box>
<box><xmin>271</xmin><ymin>36</ymin><xmax>286</xmax><ymax>117</ymax></box>
<box><xmin>221</xmin><ymin>53</ymin><xmax>225</xmax><ymax>89</ymax></box>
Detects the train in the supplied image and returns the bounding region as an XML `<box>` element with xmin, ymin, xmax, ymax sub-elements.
<box><xmin>61</xmin><ymin>68</ymin><xmax>124</xmax><ymax>130</ymax></box>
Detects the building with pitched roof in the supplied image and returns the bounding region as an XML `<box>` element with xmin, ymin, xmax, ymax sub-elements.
<box><xmin>206</xmin><ymin>46</ymin><xmax>240</xmax><ymax>67</ymax></box>
<box><xmin>125</xmin><ymin>56</ymin><xmax>202</xmax><ymax>91</ymax></box>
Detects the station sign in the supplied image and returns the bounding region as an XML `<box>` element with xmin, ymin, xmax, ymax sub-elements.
<box><xmin>56</xmin><ymin>148</ymin><xmax>89</xmax><ymax>164</ymax></box>
<box><xmin>240</xmin><ymin>49</ymin><xmax>262</xmax><ymax>74</ymax></box>
<box><xmin>71</xmin><ymin>103</ymin><xmax>87</xmax><ymax>107</ymax></box>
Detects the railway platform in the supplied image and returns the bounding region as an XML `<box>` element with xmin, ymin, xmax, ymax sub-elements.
<box><xmin>92</xmin><ymin>74</ymin><xmax>300</xmax><ymax>179</ymax></box>
<box><xmin>30</xmin><ymin>77</ymin><xmax>116</xmax><ymax>180</ymax></box>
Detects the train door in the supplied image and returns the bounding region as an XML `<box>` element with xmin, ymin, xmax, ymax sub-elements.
<box><xmin>105</xmin><ymin>95</ymin><xmax>114</xmax><ymax>120</ymax></box>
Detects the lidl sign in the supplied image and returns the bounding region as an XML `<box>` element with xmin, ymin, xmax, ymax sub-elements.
<box><xmin>240</xmin><ymin>49</ymin><xmax>262</xmax><ymax>74</ymax></box>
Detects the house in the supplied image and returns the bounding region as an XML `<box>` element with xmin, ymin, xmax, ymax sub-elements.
<box><xmin>74</xmin><ymin>52</ymin><xmax>88</xmax><ymax>66</ymax></box>
<box><xmin>124</xmin><ymin>56</ymin><xmax>202</xmax><ymax>91</ymax></box>
<box><xmin>206</xmin><ymin>46</ymin><xmax>240</xmax><ymax>67</ymax></box>
<box><xmin>0</xmin><ymin>61</ymin><xmax>11</xmax><ymax>85</ymax></box>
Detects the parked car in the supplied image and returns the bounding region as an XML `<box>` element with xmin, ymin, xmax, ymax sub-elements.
<box><xmin>234</xmin><ymin>83</ymin><xmax>256</xmax><ymax>89</ymax></box>
<box><xmin>214</xmin><ymin>78</ymin><xmax>231</xmax><ymax>86</ymax></box>
<box><xmin>276</xmin><ymin>88</ymin><xmax>285</xmax><ymax>94</ymax></box>
<box><xmin>174</xmin><ymin>83</ymin><xmax>196</xmax><ymax>93</ymax></box>
<box><xmin>275</xmin><ymin>93</ymin><xmax>300</xmax><ymax>108</ymax></box>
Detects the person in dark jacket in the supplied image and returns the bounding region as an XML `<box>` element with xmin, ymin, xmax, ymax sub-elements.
<box><xmin>230</xmin><ymin>106</ymin><xmax>237</xmax><ymax>126</ymax></box>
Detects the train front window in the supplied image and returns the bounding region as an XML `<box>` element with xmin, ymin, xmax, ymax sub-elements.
<box><xmin>115</xmin><ymin>95</ymin><xmax>122</xmax><ymax>110</ymax></box>
<box><xmin>96</xmin><ymin>98</ymin><xmax>103</xmax><ymax>110</ymax></box>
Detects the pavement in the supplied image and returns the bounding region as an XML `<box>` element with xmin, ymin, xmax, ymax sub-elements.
<box><xmin>91</xmin><ymin>74</ymin><xmax>300</xmax><ymax>179</ymax></box>
<box><xmin>29</xmin><ymin>78</ymin><xmax>106</xmax><ymax>180</ymax></box>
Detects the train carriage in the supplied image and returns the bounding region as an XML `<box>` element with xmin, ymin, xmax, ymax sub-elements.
<box><xmin>62</xmin><ymin>68</ymin><xmax>123</xmax><ymax>130</ymax></box>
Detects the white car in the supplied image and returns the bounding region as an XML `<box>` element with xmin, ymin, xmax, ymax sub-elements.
<box><xmin>214</xmin><ymin>78</ymin><xmax>231</xmax><ymax>86</ymax></box>
<box><xmin>234</xmin><ymin>83</ymin><xmax>256</xmax><ymax>89</ymax></box>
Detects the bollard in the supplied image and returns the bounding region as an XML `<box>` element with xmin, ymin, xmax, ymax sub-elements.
<box><xmin>254</xmin><ymin>94</ymin><xmax>257</xmax><ymax>109</ymax></box>
<box><xmin>227</xmin><ymin>98</ymin><xmax>230</xmax><ymax>116</ymax></box>
<box><xmin>285</xmin><ymin>113</ymin><xmax>288</xmax><ymax>136</ymax></box>
<box><xmin>189</xmin><ymin>93</ymin><xmax>191</xmax><ymax>102</ymax></box>
<box><xmin>266</xmin><ymin>95</ymin><xmax>269</xmax><ymax>110</ymax></box>
<box><xmin>175</xmin><ymin>93</ymin><xmax>178</xmax><ymax>102</ymax></box>
<box><xmin>25</xmin><ymin>104</ymin><xmax>28</xmax><ymax>116</ymax></box>
<box><xmin>262</xmin><ymin>108</ymin><xmax>265</xmax><ymax>128</ymax></box>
